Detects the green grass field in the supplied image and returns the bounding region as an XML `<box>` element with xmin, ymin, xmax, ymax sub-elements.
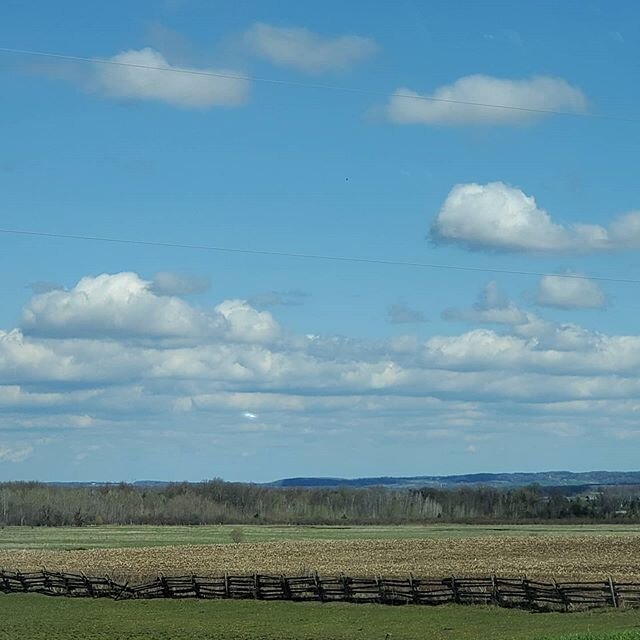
<box><xmin>3</xmin><ymin>523</ymin><xmax>640</xmax><ymax>550</ymax></box>
<box><xmin>2</xmin><ymin>594</ymin><xmax>640</xmax><ymax>640</ymax></box>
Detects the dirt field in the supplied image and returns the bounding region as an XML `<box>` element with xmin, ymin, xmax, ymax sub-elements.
<box><xmin>2</xmin><ymin>535</ymin><xmax>638</xmax><ymax>582</ymax></box>
<box><xmin>4</xmin><ymin>523</ymin><xmax>639</xmax><ymax>550</ymax></box>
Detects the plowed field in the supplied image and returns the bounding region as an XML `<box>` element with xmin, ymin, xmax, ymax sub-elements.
<box><xmin>2</xmin><ymin>534</ymin><xmax>638</xmax><ymax>581</ymax></box>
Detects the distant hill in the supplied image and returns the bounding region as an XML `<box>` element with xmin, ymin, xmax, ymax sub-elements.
<box><xmin>266</xmin><ymin>471</ymin><xmax>640</xmax><ymax>489</ymax></box>
<box><xmin>41</xmin><ymin>471</ymin><xmax>640</xmax><ymax>490</ymax></box>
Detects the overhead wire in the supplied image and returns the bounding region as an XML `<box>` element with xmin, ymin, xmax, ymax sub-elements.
<box><xmin>1</xmin><ymin>227</ymin><xmax>639</xmax><ymax>285</ymax></box>
<box><xmin>0</xmin><ymin>46</ymin><xmax>638</xmax><ymax>123</ymax></box>
<box><xmin>1</xmin><ymin>47</ymin><xmax>638</xmax><ymax>286</ymax></box>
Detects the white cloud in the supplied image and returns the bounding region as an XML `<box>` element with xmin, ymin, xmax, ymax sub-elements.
<box><xmin>388</xmin><ymin>303</ymin><xmax>427</xmax><ymax>324</ymax></box>
<box><xmin>95</xmin><ymin>48</ymin><xmax>249</xmax><ymax>108</ymax></box>
<box><xmin>536</xmin><ymin>274</ymin><xmax>606</xmax><ymax>309</ymax></box>
<box><xmin>7</xmin><ymin>270</ymin><xmax>640</xmax><ymax>470</ymax></box>
<box><xmin>215</xmin><ymin>299</ymin><xmax>280</xmax><ymax>343</ymax></box>
<box><xmin>385</xmin><ymin>74</ymin><xmax>586</xmax><ymax>126</ymax></box>
<box><xmin>21</xmin><ymin>273</ymin><xmax>280</xmax><ymax>345</ymax></box>
<box><xmin>431</xmin><ymin>182</ymin><xmax>640</xmax><ymax>253</ymax></box>
<box><xmin>607</xmin><ymin>212</ymin><xmax>640</xmax><ymax>248</ymax></box>
<box><xmin>0</xmin><ymin>444</ymin><xmax>33</xmax><ymax>463</ymax></box>
<box><xmin>7</xmin><ymin>273</ymin><xmax>640</xmax><ymax>401</ymax></box>
<box><xmin>243</xmin><ymin>23</ymin><xmax>377</xmax><ymax>73</ymax></box>
<box><xmin>22</xmin><ymin>272</ymin><xmax>214</xmax><ymax>339</ymax></box>
<box><xmin>6</xmin><ymin>277</ymin><xmax>640</xmax><ymax>400</ymax></box>
<box><xmin>432</xmin><ymin>182</ymin><xmax>574</xmax><ymax>251</ymax></box>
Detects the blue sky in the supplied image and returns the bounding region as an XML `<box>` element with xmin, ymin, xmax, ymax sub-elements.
<box><xmin>1</xmin><ymin>1</ymin><xmax>640</xmax><ymax>482</ymax></box>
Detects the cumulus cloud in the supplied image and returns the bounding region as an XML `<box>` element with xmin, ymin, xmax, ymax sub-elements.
<box><xmin>443</xmin><ymin>281</ymin><xmax>529</xmax><ymax>325</ymax></box>
<box><xmin>535</xmin><ymin>274</ymin><xmax>606</xmax><ymax>309</ymax></box>
<box><xmin>385</xmin><ymin>74</ymin><xmax>586</xmax><ymax>126</ymax></box>
<box><xmin>431</xmin><ymin>181</ymin><xmax>640</xmax><ymax>253</ymax></box>
<box><xmin>21</xmin><ymin>272</ymin><xmax>279</xmax><ymax>344</ymax></box>
<box><xmin>432</xmin><ymin>182</ymin><xmax>574</xmax><ymax>251</ymax></box>
<box><xmin>6</xmin><ymin>270</ymin><xmax>640</xmax><ymax>474</ymax></box>
<box><xmin>151</xmin><ymin>271</ymin><xmax>210</xmax><ymax>296</ymax></box>
<box><xmin>7</xmin><ymin>271</ymin><xmax>640</xmax><ymax>395</ymax></box>
<box><xmin>22</xmin><ymin>272</ymin><xmax>214</xmax><ymax>339</ymax></box>
<box><xmin>93</xmin><ymin>48</ymin><xmax>249</xmax><ymax>108</ymax></box>
<box><xmin>215</xmin><ymin>299</ymin><xmax>280</xmax><ymax>343</ymax></box>
<box><xmin>388</xmin><ymin>303</ymin><xmax>427</xmax><ymax>324</ymax></box>
<box><xmin>243</xmin><ymin>23</ymin><xmax>377</xmax><ymax>73</ymax></box>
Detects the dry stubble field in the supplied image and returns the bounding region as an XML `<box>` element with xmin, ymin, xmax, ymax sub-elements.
<box><xmin>2</xmin><ymin>531</ymin><xmax>639</xmax><ymax>582</ymax></box>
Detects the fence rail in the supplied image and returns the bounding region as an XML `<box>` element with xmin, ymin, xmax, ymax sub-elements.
<box><xmin>2</xmin><ymin>569</ymin><xmax>640</xmax><ymax>611</ymax></box>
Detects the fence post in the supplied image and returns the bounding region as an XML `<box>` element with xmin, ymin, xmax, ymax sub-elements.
<box><xmin>608</xmin><ymin>576</ymin><xmax>619</xmax><ymax>608</ymax></box>
<box><xmin>490</xmin><ymin>574</ymin><xmax>499</xmax><ymax>606</ymax></box>
<box><xmin>313</xmin><ymin>571</ymin><xmax>325</xmax><ymax>602</ymax></box>
<box><xmin>160</xmin><ymin>574</ymin><xmax>171</xmax><ymax>598</ymax></box>
<box><xmin>17</xmin><ymin>571</ymin><xmax>27</xmax><ymax>593</ymax></box>
<box><xmin>341</xmin><ymin>574</ymin><xmax>351</xmax><ymax>602</ymax></box>
<box><xmin>553</xmin><ymin>578</ymin><xmax>568</xmax><ymax>612</ymax></box>
<box><xmin>115</xmin><ymin>580</ymin><xmax>129</xmax><ymax>601</ymax></box>
<box><xmin>224</xmin><ymin>572</ymin><xmax>230</xmax><ymax>598</ymax></box>
<box><xmin>409</xmin><ymin>573</ymin><xmax>419</xmax><ymax>605</ymax></box>
<box><xmin>375</xmin><ymin>575</ymin><xmax>385</xmax><ymax>604</ymax></box>
<box><xmin>254</xmin><ymin>573</ymin><xmax>262</xmax><ymax>600</ymax></box>
<box><xmin>60</xmin><ymin>572</ymin><xmax>70</xmax><ymax>596</ymax></box>
<box><xmin>192</xmin><ymin>574</ymin><xmax>200</xmax><ymax>599</ymax></box>
<box><xmin>451</xmin><ymin>575</ymin><xmax>460</xmax><ymax>604</ymax></box>
<box><xmin>82</xmin><ymin>572</ymin><xmax>94</xmax><ymax>598</ymax></box>
<box><xmin>523</xmin><ymin>575</ymin><xmax>535</xmax><ymax>609</ymax></box>
<box><xmin>1</xmin><ymin>568</ymin><xmax>11</xmax><ymax>593</ymax></box>
<box><xmin>281</xmin><ymin>574</ymin><xmax>291</xmax><ymax>600</ymax></box>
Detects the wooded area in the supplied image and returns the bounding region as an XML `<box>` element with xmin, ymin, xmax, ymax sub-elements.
<box><xmin>2</xmin><ymin>480</ymin><xmax>640</xmax><ymax>526</ymax></box>
<box><xmin>2</xmin><ymin>569</ymin><xmax>639</xmax><ymax>611</ymax></box>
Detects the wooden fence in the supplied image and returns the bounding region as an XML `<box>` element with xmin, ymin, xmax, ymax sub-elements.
<box><xmin>2</xmin><ymin>570</ymin><xmax>640</xmax><ymax>611</ymax></box>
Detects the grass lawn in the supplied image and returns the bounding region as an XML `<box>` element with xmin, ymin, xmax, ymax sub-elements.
<box><xmin>3</xmin><ymin>523</ymin><xmax>640</xmax><ymax>550</ymax></box>
<box><xmin>2</xmin><ymin>594</ymin><xmax>640</xmax><ymax>640</ymax></box>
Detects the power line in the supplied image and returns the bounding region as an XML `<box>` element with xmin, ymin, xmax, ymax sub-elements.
<box><xmin>0</xmin><ymin>46</ymin><xmax>636</xmax><ymax>123</ymax></box>
<box><xmin>1</xmin><ymin>227</ymin><xmax>638</xmax><ymax>285</ymax></box>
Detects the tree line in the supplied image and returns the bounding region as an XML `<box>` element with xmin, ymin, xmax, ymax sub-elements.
<box><xmin>1</xmin><ymin>480</ymin><xmax>639</xmax><ymax>527</ymax></box>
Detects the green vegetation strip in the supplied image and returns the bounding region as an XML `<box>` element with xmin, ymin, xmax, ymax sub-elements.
<box><xmin>3</xmin><ymin>523</ymin><xmax>640</xmax><ymax>550</ymax></box>
<box><xmin>2</xmin><ymin>595</ymin><xmax>640</xmax><ymax>640</ymax></box>
<box><xmin>552</xmin><ymin>635</ymin><xmax>640</xmax><ymax>640</ymax></box>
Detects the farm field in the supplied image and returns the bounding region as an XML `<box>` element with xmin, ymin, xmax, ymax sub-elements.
<box><xmin>2</xmin><ymin>525</ymin><xmax>640</xmax><ymax>582</ymax></box>
<box><xmin>3</xmin><ymin>594</ymin><xmax>640</xmax><ymax>640</ymax></box>
<box><xmin>3</xmin><ymin>523</ymin><xmax>640</xmax><ymax>550</ymax></box>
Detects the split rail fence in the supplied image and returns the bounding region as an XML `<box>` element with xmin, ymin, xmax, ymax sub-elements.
<box><xmin>2</xmin><ymin>569</ymin><xmax>639</xmax><ymax>611</ymax></box>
